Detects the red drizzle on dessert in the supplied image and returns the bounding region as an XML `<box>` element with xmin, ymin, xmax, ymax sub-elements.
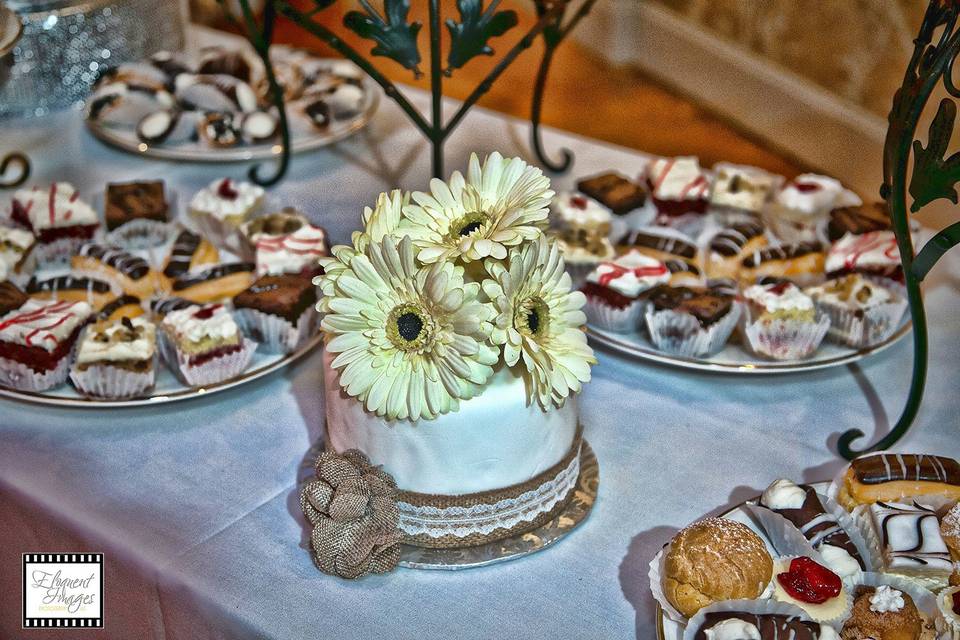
<box><xmin>776</xmin><ymin>557</ymin><xmax>841</xmax><ymax>604</ymax></box>
<box><xmin>767</xmin><ymin>281</ymin><xmax>791</xmax><ymax>296</ymax></box>
<box><xmin>595</xmin><ymin>262</ymin><xmax>668</xmax><ymax>287</ymax></box>
<box><xmin>217</xmin><ymin>179</ymin><xmax>239</xmax><ymax>200</ymax></box>
<box><xmin>193</xmin><ymin>304</ymin><xmax>222</xmax><ymax>320</ymax></box>
<box><xmin>571</xmin><ymin>195</ymin><xmax>589</xmax><ymax>209</ymax></box>
<box><xmin>579</xmin><ymin>282</ymin><xmax>634</xmax><ymax>310</ymax></box>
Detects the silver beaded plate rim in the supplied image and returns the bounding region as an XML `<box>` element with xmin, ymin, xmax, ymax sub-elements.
<box><xmin>84</xmin><ymin>76</ymin><xmax>380</xmax><ymax>163</ymax></box>
<box><xmin>586</xmin><ymin>319</ymin><xmax>910</xmax><ymax>375</ymax></box>
<box><xmin>0</xmin><ymin>5</ymin><xmax>22</xmax><ymax>58</ymax></box>
<box><xmin>398</xmin><ymin>440</ymin><xmax>599</xmax><ymax>571</ymax></box>
<box><xmin>654</xmin><ymin>481</ymin><xmax>831</xmax><ymax>640</ymax></box>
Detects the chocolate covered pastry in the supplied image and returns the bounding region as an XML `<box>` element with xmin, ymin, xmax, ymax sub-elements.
<box><xmin>72</xmin><ymin>244</ymin><xmax>159</xmax><ymax>300</ymax></box>
<box><xmin>149</xmin><ymin>296</ymin><xmax>195</xmax><ymax>319</ymax></box>
<box><xmin>869</xmin><ymin>500</ymin><xmax>953</xmax><ymax>584</ymax></box>
<box><xmin>838</xmin><ymin>453</ymin><xmax>960</xmax><ymax>508</ymax></box>
<box><xmin>663</xmin><ymin>258</ymin><xmax>701</xmax><ymax>286</ymax></box>
<box><xmin>740</xmin><ymin>242</ymin><xmax>825</xmax><ymax>287</ymax></box>
<box><xmin>104</xmin><ymin>181</ymin><xmax>169</xmax><ymax>231</ymax></box>
<box><xmin>0</xmin><ymin>281</ymin><xmax>27</xmax><ymax>316</ymax></box>
<box><xmin>827</xmin><ymin>201</ymin><xmax>891</xmax><ymax>242</ymax></box>
<box><xmin>27</xmin><ymin>275</ymin><xmax>116</xmax><ymax>309</ymax></box>
<box><xmin>97</xmin><ymin>295</ymin><xmax>144</xmax><ymax>322</ymax></box>
<box><xmin>617</xmin><ymin>229</ymin><xmax>698</xmax><ymax>264</ymax></box>
<box><xmin>172</xmin><ymin>262</ymin><xmax>255</xmax><ymax>303</ymax></box>
<box><xmin>576</xmin><ymin>172</ymin><xmax>647</xmax><ymax>215</ymax></box>
<box><xmin>706</xmin><ymin>221</ymin><xmax>768</xmax><ymax>280</ymax></box>
<box><xmin>162</xmin><ymin>229</ymin><xmax>219</xmax><ymax>282</ymax></box>
<box><xmin>693</xmin><ymin>611</ymin><xmax>829</xmax><ymax>640</ymax></box>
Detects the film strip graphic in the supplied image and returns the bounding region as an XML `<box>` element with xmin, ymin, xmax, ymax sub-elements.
<box><xmin>22</xmin><ymin>553</ymin><xmax>103</xmax><ymax>628</ymax></box>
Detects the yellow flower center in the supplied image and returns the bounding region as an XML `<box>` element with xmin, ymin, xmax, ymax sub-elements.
<box><xmin>387</xmin><ymin>303</ymin><xmax>432</xmax><ymax>351</ymax></box>
<box><xmin>448</xmin><ymin>211</ymin><xmax>489</xmax><ymax>241</ymax></box>
<box><xmin>515</xmin><ymin>297</ymin><xmax>549</xmax><ymax>339</ymax></box>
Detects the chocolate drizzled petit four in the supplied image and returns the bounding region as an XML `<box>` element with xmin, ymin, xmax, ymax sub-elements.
<box><xmin>172</xmin><ymin>262</ymin><xmax>255</xmax><ymax>303</ymax></box>
<box><xmin>827</xmin><ymin>201</ymin><xmax>892</xmax><ymax>242</ymax></box>
<box><xmin>234</xmin><ymin>274</ymin><xmax>317</xmax><ymax>325</ymax></box>
<box><xmin>739</xmin><ymin>242</ymin><xmax>824</xmax><ymax>287</ymax></box>
<box><xmin>576</xmin><ymin>172</ymin><xmax>647</xmax><ymax>216</ymax></box>
<box><xmin>870</xmin><ymin>500</ymin><xmax>954</xmax><ymax>586</ymax></box>
<box><xmin>73</xmin><ymin>244</ymin><xmax>159</xmax><ymax>300</ymax></box>
<box><xmin>706</xmin><ymin>220</ymin><xmax>767</xmax><ymax>280</ymax></box>
<box><xmin>693</xmin><ymin>612</ymin><xmax>831</xmax><ymax>640</ymax></box>
<box><xmin>837</xmin><ymin>453</ymin><xmax>960</xmax><ymax>509</ymax></box>
<box><xmin>97</xmin><ymin>295</ymin><xmax>144</xmax><ymax>322</ymax></box>
<box><xmin>0</xmin><ymin>281</ymin><xmax>27</xmax><ymax>316</ymax></box>
<box><xmin>162</xmin><ymin>229</ymin><xmax>220</xmax><ymax>281</ymax></box>
<box><xmin>617</xmin><ymin>229</ymin><xmax>698</xmax><ymax>264</ymax></box>
<box><xmin>27</xmin><ymin>275</ymin><xmax>116</xmax><ymax>309</ymax></box>
<box><xmin>663</xmin><ymin>258</ymin><xmax>701</xmax><ymax>286</ymax></box>
<box><xmin>105</xmin><ymin>181</ymin><xmax>169</xmax><ymax>231</ymax></box>
<box><xmin>149</xmin><ymin>296</ymin><xmax>195</xmax><ymax>319</ymax></box>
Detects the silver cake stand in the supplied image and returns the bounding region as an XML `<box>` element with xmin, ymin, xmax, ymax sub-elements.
<box><xmin>398</xmin><ymin>440</ymin><xmax>599</xmax><ymax>570</ymax></box>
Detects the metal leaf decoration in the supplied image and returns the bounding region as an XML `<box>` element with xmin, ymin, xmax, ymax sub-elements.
<box><xmin>344</xmin><ymin>0</ymin><xmax>423</xmax><ymax>77</ymax></box>
<box><xmin>445</xmin><ymin>0</ymin><xmax>518</xmax><ymax>74</ymax></box>
<box><xmin>910</xmin><ymin>98</ymin><xmax>960</xmax><ymax>211</ymax></box>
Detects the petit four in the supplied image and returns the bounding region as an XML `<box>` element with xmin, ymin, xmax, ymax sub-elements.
<box><xmin>708</xmin><ymin>163</ymin><xmax>780</xmax><ymax>221</ymax></box>
<box><xmin>576</xmin><ymin>172</ymin><xmax>647</xmax><ymax>216</ymax></box>
<box><xmin>552</xmin><ymin>196</ymin><xmax>616</xmax><ymax>279</ymax></box>
<box><xmin>836</xmin><ymin>453</ymin><xmax>960</xmax><ymax>509</ymax></box>
<box><xmin>765</xmin><ymin>174</ymin><xmax>861</xmax><ymax>244</ymax></box>
<box><xmin>581</xmin><ymin>250</ymin><xmax>670</xmax><ymax>332</ymax></box>
<box><xmin>645</xmin><ymin>285</ymin><xmax>740</xmax><ymax>357</ymax></box>
<box><xmin>759</xmin><ymin>479</ymin><xmax>865</xmax><ymax>580</ymax></box>
<box><xmin>0</xmin><ymin>299</ymin><xmax>92</xmax><ymax>390</ymax></box>
<box><xmin>551</xmin><ymin>192</ymin><xmax>614</xmax><ymax>232</ymax></box>
<box><xmin>741</xmin><ymin>282</ymin><xmax>828</xmax><ymax>361</ymax></box>
<box><xmin>692</xmin><ymin>611</ymin><xmax>835</xmax><ymax>640</ymax></box>
<box><xmin>739</xmin><ymin>242</ymin><xmax>825</xmax><ymax>288</ymax></box>
<box><xmin>806</xmin><ymin>275</ymin><xmax>906</xmax><ymax>348</ymax></box>
<box><xmin>942</xmin><ymin>502</ymin><xmax>960</xmax><ymax>562</ymax></box>
<box><xmin>161</xmin><ymin>229</ymin><xmax>220</xmax><ymax>282</ymax></box>
<box><xmin>0</xmin><ymin>225</ymin><xmax>36</xmax><ymax>281</ymax></box>
<box><xmin>70</xmin><ymin>316</ymin><xmax>157</xmax><ymax>398</ymax></box>
<box><xmin>938</xmin><ymin>586</ymin><xmax>960</xmax><ymax>639</ymax></box>
<box><xmin>96</xmin><ymin>295</ymin><xmax>144</xmax><ymax>322</ymax></box>
<box><xmin>771</xmin><ymin>556</ymin><xmax>848</xmax><ymax>624</ymax></box>
<box><xmin>827</xmin><ymin>202</ymin><xmax>891</xmax><ymax>242</ymax></box>
<box><xmin>188</xmin><ymin>179</ymin><xmax>264</xmax><ymax>246</ymax></box>
<box><xmin>0</xmin><ymin>281</ymin><xmax>27</xmax><ymax>316</ymax></box>
<box><xmin>160</xmin><ymin>303</ymin><xmax>254</xmax><ymax>386</ymax></box>
<box><xmin>241</xmin><ymin>208</ymin><xmax>311</xmax><ymax>243</ymax></box>
<box><xmin>706</xmin><ymin>221</ymin><xmax>768</xmax><ymax>281</ymax></box>
<box><xmin>72</xmin><ymin>243</ymin><xmax>159</xmax><ymax>301</ymax></box>
<box><xmin>104</xmin><ymin>181</ymin><xmax>169</xmax><ymax>231</ymax></box>
<box><xmin>27</xmin><ymin>275</ymin><xmax>117</xmax><ymax>310</ymax></box>
<box><xmin>869</xmin><ymin>501</ymin><xmax>953</xmax><ymax>586</ymax></box>
<box><xmin>645</xmin><ymin>156</ymin><xmax>711</xmax><ymax>219</ymax></box>
<box><xmin>171</xmin><ymin>262</ymin><xmax>256</xmax><ymax>303</ymax></box>
<box><xmin>9</xmin><ymin>183</ymin><xmax>100</xmax><ymax>260</ymax></box>
<box><xmin>617</xmin><ymin>228</ymin><xmax>698</xmax><ymax>266</ymax></box>
<box><xmin>841</xmin><ymin>585</ymin><xmax>924</xmax><ymax>640</ymax></box>
<box><xmin>825</xmin><ymin>231</ymin><xmax>902</xmax><ymax>282</ymax></box>
<box><xmin>253</xmin><ymin>223</ymin><xmax>328</xmax><ymax>277</ymax></box>
<box><xmin>233</xmin><ymin>274</ymin><xmax>318</xmax><ymax>352</ymax></box>
<box><xmin>661</xmin><ymin>518</ymin><xmax>773</xmax><ymax>618</ymax></box>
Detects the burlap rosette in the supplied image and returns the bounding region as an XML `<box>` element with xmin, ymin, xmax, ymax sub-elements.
<box><xmin>299</xmin><ymin>449</ymin><xmax>402</xmax><ymax>579</ymax></box>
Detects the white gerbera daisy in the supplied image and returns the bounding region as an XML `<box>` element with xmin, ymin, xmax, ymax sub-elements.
<box><xmin>482</xmin><ymin>235</ymin><xmax>595</xmax><ymax>409</ymax></box>
<box><xmin>315</xmin><ymin>189</ymin><xmax>409</xmax><ymax>312</ymax></box>
<box><xmin>322</xmin><ymin>235</ymin><xmax>499</xmax><ymax>421</ymax></box>
<box><xmin>400</xmin><ymin>152</ymin><xmax>554</xmax><ymax>264</ymax></box>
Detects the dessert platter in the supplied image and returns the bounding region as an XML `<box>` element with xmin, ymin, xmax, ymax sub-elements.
<box><xmin>297</xmin><ymin>152</ymin><xmax>600</xmax><ymax>577</ymax></box>
<box><xmin>85</xmin><ymin>44</ymin><xmax>379</xmax><ymax>162</ymax></box>
<box><xmin>0</xmin><ymin>178</ymin><xmax>328</xmax><ymax>407</ymax></box>
<box><xmin>651</xmin><ymin>452</ymin><xmax>960</xmax><ymax>640</ymax></box>
<box><xmin>550</xmin><ymin>159</ymin><xmax>912</xmax><ymax>373</ymax></box>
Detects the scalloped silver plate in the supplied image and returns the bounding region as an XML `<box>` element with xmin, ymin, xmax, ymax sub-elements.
<box><xmin>398</xmin><ymin>440</ymin><xmax>599</xmax><ymax>570</ymax></box>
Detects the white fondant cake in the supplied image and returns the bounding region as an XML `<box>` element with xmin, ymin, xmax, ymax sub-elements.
<box><xmin>323</xmin><ymin>349</ymin><xmax>578</xmax><ymax>495</ymax></box>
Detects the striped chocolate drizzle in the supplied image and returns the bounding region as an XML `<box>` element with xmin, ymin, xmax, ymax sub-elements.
<box><xmin>97</xmin><ymin>295</ymin><xmax>141</xmax><ymax>320</ymax></box>
<box><xmin>741</xmin><ymin>241</ymin><xmax>821</xmax><ymax>268</ymax></box>
<box><xmin>709</xmin><ymin>221</ymin><xmax>765</xmax><ymax>256</ymax></box>
<box><xmin>663</xmin><ymin>259</ymin><xmax>700</xmax><ymax>276</ymax></box>
<box><xmin>617</xmin><ymin>231</ymin><xmax>697</xmax><ymax>259</ymax></box>
<box><xmin>80</xmin><ymin>244</ymin><xmax>150</xmax><ymax>280</ymax></box>
<box><xmin>172</xmin><ymin>262</ymin><xmax>254</xmax><ymax>291</ymax></box>
<box><xmin>875</xmin><ymin>501</ymin><xmax>951</xmax><ymax>567</ymax></box>
<box><xmin>28</xmin><ymin>275</ymin><xmax>112</xmax><ymax>295</ymax></box>
<box><xmin>164</xmin><ymin>230</ymin><xmax>203</xmax><ymax>279</ymax></box>
<box><xmin>853</xmin><ymin>453</ymin><xmax>960</xmax><ymax>485</ymax></box>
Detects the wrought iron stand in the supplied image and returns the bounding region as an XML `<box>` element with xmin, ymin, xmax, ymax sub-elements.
<box><xmin>838</xmin><ymin>0</ymin><xmax>960</xmax><ymax>459</ymax></box>
<box><xmin>231</xmin><ymin>0</ymin><xmax>596</xmax><ymax>185</ymax></box>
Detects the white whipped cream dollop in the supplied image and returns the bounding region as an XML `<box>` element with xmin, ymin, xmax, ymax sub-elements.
<box><xmin>190</xmin><ymin>179</ymin><xmax>264</xmax><ymax>220</ymax></box>
<box><xmin>776</xmin><ymin>173</ymin><xmax>862</xmax><ymax>217</ymax></box>
<box><xmin>704</xmin><ymin>619</ymin><xmax>760</xmax><ymax>640</ymax></box>
<box><xmin>163</xmin><ymin>304</ymin><xmax>238</xmax><ymax>344</ymax></box>
<box><xmin>743</xmin><ymin>282</ymin><xmax>814</xmax><ymax>313</ymax></box>
<box><xmin>869</xmin><ymin>585</ymin><xmax>905</xmax><ymax>613</ymax></box>
<box><xmin>586</xmin><ymin>250</ymin><xmax>670</xmax><ymax>298</ymax></box>
<box><xmin>760</xmin><ymin>478</ymin><xmax>807</xmax><ymax>510</ymax></box>
<box><xmin>818</xmin><ymin>544</ymin><xmax>861</xmax><ymax>582</ymax></box>
<box><xmin>551</xmin><ymin>192</ymin><xmax>611</xmax><ymax>226</ymax></box>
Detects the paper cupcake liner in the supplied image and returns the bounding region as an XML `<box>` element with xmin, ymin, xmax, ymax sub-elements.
<box><xmin>815</xmin><ymin>491</ymin><xmax>881</xmax><ymax>573</ymax></box>
<box><xmin>104</xmin><ymin>219</ymin><xmax>176</xmax><ymax>251</ymax></box>
<box><xmin>584</xmin><ymin>294</ymin><xmax>645</xmax><ymax>333</ymax></box>
<box><xmin>188</xmin><ymin>210</ymin><xmax>249</xmax><ymax>256</ymax></box>
<box><xmin>938</xmin><ymin>586</ymin><xmax>960</xmax><ymax>640</ymax></box>
<box><xmin>854</xmin><ymin>571</ymin><xmax>947</xmax><ymax>638</ymax></box>
<box><xmin>814</xmin><ymin>295</ymin><xmax>908</xmax><ymax>349</ymax></box>
<box><xmin>764</xmin><ymin>211</ymin><xmax>823</xmax><ymax>246</ymax></box>
<box><xmin>33</xmin><ymin>235</ymin><xmax>100</xmax><ymax>268</ymax></box>
<box><xmin>69</xmin><ymin>361</ymin><xmax>156</xmax><ymax>399</ymax></box>
<box><xmin>563</xmin><ymin>261</ymin><xmax>600</xmax><ymax>289</ymax></box>
<box><xmin>234</xmin><ymin>306</ymin><xmax>318</xmax><ymax>353</ymax></box>
<box><xmin>645</xmin><ymin>303</ymin><xmax>741</xmax><ymax>357</ymax></box>
<box><xmin>0</xmin><ymin>352</ymin><xmax>72</xmax><ymax>391</ymax></box>
<box><xmin>744</xmin><ymin>504</ymin><xmax>823</xmax><ymax>562</ymax></box>
<box><xmin>742</xmin><ymin>312</ymin><xmax>831</xmax><ymax>360</ymax></box>
<box><xmin>161</xmin><ymin>335</ymin><xmax>256</xmax><ymax>387</ymax></box>
<box><xmin>648</xmin><ymin>545</ymin><xmax>689</xmax><ymax>624</ymax></box>
<box><xmin>771</xmin><ymin>555</ymin><xmax>854</xmax><ymax>627</ymax></box>
<box><xmin>681</xmin><ymin>598</ymin><xmax>814</xmax><ymax>640</ymax></box>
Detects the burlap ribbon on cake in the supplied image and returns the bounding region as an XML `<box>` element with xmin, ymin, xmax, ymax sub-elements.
<box><xmin>299</xmin><ymin>449</ymin><xmax>402</xmax><ymax>579</ymax></box>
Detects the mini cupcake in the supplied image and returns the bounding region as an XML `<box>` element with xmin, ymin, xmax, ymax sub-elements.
<box><xmin>102</xmin><ymin>180</ymin><xmax>173</xmax><ymax>249</ymax></box>
<box><xmin>8</xmin><ymin>183</ymin><xmax>100</xmax><ymax>266</ymax></box>
<box><xmin>160</xmin><ymin>303</ymin><xmax>255</xmax><ymax>386</ymax></box>
<box><xmin>0</xmin><ymin>299</ymin><xmax>92</xmax><ymax>391</ymax></box>
<box><xmin>741</xmin><ymin>281</ymin><xmax>830</xmax><ymax>360</ymax></box>
<box><xmin>581</xmin><ymin>250</ymin><xmax>670</xmax><ymax>332</ymax></box>
<box><xmin>644</xmin><ymin>156</ymin><xmax>711</xmax><ymax>235</ymax></box>
<box><xmin>764</xmin><ymin>174</ymin><xmax>861</xmax><ymax>245</ymax></box>
<box><xmin>188</xmin><ymin>178</ymin><xmax>264</xmax><ymax>252</ymax></box>
<box><xmin>806</xmin><ymin>274</ymin><xmax>907</xmax><ymax>348</ymax></box>
<box><xmin>939</xmin><ymin>586</ymin><xmax>960</xmax><ymax>640</ymax></box>
<box><xmin>644</xmin><ymin>285</ymin><xmax>741</xmax><ymax>357</ymax></box>
<box><xmin>708</xmin><ymin>162</ymin><xmax>782</xmax><ymax>225</ymax></box>
<box><xmin>239</xmin><ymin>207</ymin><xmax>311</xmax><ymax>260</ymax></box>
<box><xmin>70</xmin><ymin>316</ymin><xmax>157</xmax><ymax>398</ymax></box>
<box><xmin>233</xmin><ymin>274</ymin><xmax>319</xmax><ymax>353</ymax></box>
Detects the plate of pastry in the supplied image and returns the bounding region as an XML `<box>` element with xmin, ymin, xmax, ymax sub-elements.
<box><xmin>0</xmin><ymin>177</ymin><xmax>328</xmax><ymax>407</ymax></box>
<box><xmin>653</xmin><ymin>451</ymin><xmax>960</xmax><ymax>640</ymax></box>
<box><xmin>84</xmin><ymin>44</ymin><xmax>379</xmax><ymax>162</ymax></box>
<box><xmin>551</xmin><ymin>159</ymin><xmax>912</xmax><ymax>373</ymax></box>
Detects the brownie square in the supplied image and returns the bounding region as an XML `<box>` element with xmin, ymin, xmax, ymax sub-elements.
<box><xmin>105</xmin><ymin>181</ymin><xmax>169</xmax><ymax>231</ymax></box>
<box><xmin>233</xmin><ymin>275</ymin><xmax>317</xmax><ymax>324</ymax></box>
<box><xmin>0</xmin><ymin>281</ymin><xmax>27</xmax><ymax>316</ymax></box>
<box><xmin>827</xmin><ymin>202</ymin><xmax>891</xmax><ymax>241</ymax></box>
<box><xmin>648</xmin><ymin>285</ymin><xmax>733</xmax><ymax>327</ymax></box>
<box><xmin>576</xmin><ymin>172</ymin><xmax>647</xmax><ymax>215</ymax></box>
